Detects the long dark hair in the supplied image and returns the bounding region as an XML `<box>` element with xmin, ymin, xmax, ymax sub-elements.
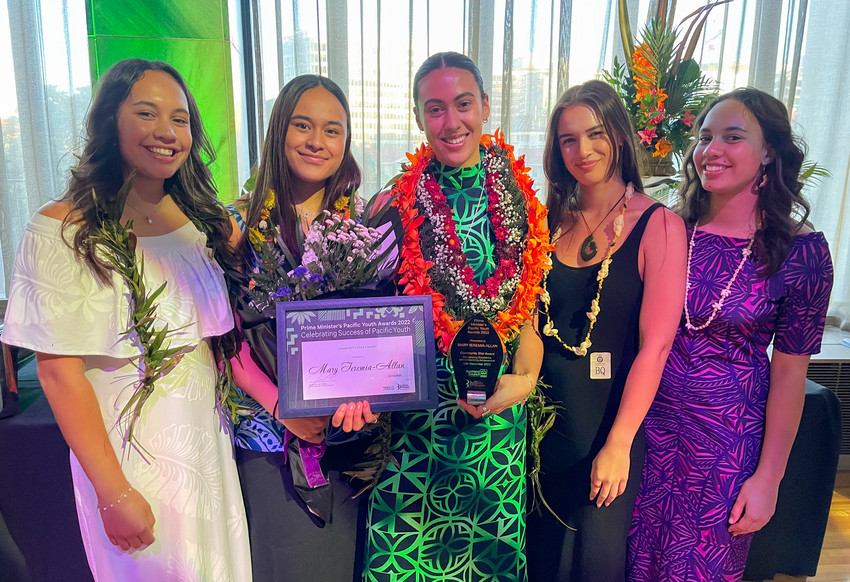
<box><xmin>62</xmin><ymin>58</ymin><xmax>232</xmax><ymax>283</ymax></box>
<box><xmin>239</xmin><ymin>74</ymin><xmax>360</xmax><ymax>260</ymax></box>
<box><xmin>677</xmin><ymin>87</ymin><xmax>810</xmax><ymax>278</ymax></box>
<box><xmin>543</xmin><ymin>80</ymin><xmax>643</xmax><ymax>233</ymax></box>
<box><xmin>413</xmin><ymin>51</ymin><xmax>486</xmax><ymax>109</ymax></box>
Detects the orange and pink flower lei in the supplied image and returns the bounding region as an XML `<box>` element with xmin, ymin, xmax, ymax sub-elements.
<box><xmin>391</xmin><ymin>130</ymin><xmax>553</xmax><ymax>353</ymax></box>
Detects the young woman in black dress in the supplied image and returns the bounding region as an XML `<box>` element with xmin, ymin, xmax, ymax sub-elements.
<box><xmin>527</xmin><ymin>79</ymin><xmax>687</xmax><ymax>582</ymax></box>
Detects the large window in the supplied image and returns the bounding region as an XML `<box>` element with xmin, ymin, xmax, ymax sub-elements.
<box><xmin>3</xmin><ymin>0</ymin><xmax>849</xmax><ymax>329</ymax></box>
<box><xmin>1</xmin><ymin>0</ymin><xmax>90</xmax><ymax>301</ymax></box>
<box><xmin>238</xmin><ymin>0</ymin><xmax>850</xmax><ymax>328</ymax></box>
<box><xmin>242</xmin><ymin>0</ymin><xmax>811</xmax><ymax>197</ymax></box>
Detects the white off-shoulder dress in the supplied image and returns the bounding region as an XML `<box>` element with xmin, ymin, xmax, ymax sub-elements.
<box><xmin>1</xmin><ymin>214</ymin><xmax>252</xmax><ymax>582</ymax></box>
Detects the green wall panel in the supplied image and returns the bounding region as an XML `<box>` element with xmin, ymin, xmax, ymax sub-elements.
<box><xmin>88</xmin><ymin>36</ymin><xmax>238</xmax><ymax>201</ymax></box>
<box><xmin>87</xmin><ymin>0</ymin><xmax>226</xmax><ymax>41</ymax></box>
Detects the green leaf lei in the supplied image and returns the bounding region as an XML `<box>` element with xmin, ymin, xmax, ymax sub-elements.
<box><xmin>525</xmin><ymin>380</ymin><xmax>572</xmax><ymax>528</ymax></box>
<box><xmin>91</xmin><ymin>174</ymin><xmax>234</xmax><ymax>455</ymax></box>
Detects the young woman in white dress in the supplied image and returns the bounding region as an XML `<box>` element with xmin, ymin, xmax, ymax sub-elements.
<box><xmin>0</xmin><ymin>59</ymin><xmax>252</xmax><ymax>581</ymax></box>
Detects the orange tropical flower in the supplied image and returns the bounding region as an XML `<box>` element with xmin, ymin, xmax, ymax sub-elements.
<box><xmin>602</xmin><ymin>0</ymin><xmax>726</xmax><ymax>162</ymax></box>
<box><xmin>653</xmin><ymin>137</ymin><xmax>673</xmax><ymax>158</ymax></box>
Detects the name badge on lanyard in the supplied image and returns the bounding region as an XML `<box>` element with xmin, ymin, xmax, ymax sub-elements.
<box><xmin>590</xmin><ymin>352</ymin><xmax>612</xmax><ymax>380</ymax></box>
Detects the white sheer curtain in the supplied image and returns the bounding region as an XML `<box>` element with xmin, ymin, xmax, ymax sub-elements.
<box><xmin>246</xmin><ymin>0</ymin><xmax>811</xmax><ymax>193</ymax></box>
<box><xmin>0</xmin><ymin>0</ymin><xmax>89</xmax><ymax>300</ymax></box>
<box><xmin>795</xmin><ymin>0</ymin><xmax>850</xmax><ymax>329</ymax></box>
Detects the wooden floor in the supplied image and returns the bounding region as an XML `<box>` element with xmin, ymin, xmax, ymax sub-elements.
<box><xmin>749</xmin><ymin>471</ymin><xmax>850</xmax><ymax>582</ymax></box>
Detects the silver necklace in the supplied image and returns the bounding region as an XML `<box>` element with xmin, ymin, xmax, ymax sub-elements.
<box><xmin>295</xmin><ymin>196</ymin><xmax>322</xmax><ymax>220</ymax></box>
<box><xmin>125</xmin><ymin>195</ymin><xmax>167</xmax><ymax>225</ymax></box>
<box><xmin>125</xmin><ymin>203</ymin><xmax>154</xmax><ymax>225</ymax></box>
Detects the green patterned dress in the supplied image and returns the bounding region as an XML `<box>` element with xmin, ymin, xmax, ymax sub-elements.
<box><xmin>363</xmin><ymin>159</ymin><xmax>527</xmax><ymax>581</ymax></box>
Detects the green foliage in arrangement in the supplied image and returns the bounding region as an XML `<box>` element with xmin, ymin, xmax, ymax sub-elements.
<box><xmin>603</xmin><ymin>0</ymin><xmax>731</xmax><ymax>170</ymax></box>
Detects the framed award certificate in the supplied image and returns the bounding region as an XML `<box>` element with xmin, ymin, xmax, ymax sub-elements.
<box><xmin>275</xmin><ymin>295</ymin><xmax>438</xmax><ymax>418</ymax></box>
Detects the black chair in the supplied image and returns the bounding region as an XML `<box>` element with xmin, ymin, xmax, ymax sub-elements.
<box><xmin>743</xmin><ymin>379</ymin><xmax>842</xmax><ymax>580</ymax></box>
<box><xmin>0</xmin><ymin>356</ymin><xmax>93</xmax><ymax>582</ymax></box>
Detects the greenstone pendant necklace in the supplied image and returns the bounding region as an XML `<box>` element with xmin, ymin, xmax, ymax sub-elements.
<box><xmin>578</xmin><ymin>190</ymin><xmax>626</xmax><ymax>261</ymax></box>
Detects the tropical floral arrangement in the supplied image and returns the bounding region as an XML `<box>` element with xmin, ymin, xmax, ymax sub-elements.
<box><xmin>243</xmin><ymin>191</ymin><xmax>395</xmax><ymax>317</ymax></box>
<box><xmin>602</xmin><ymin>0</ymin><xmax>730</xmax><ymax>173</ymax></box>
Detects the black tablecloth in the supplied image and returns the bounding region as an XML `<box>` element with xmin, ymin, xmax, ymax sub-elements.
<box><xmin>743</xmin><ymin>379</ymin><xmax>842</xmax><ymax>580</ymax></box>
<box><xmin>0</xmin><ymin>365</ymin><xmax>841</xmax><ymax>582</ymax></box>
<box><xmin>0</xmin><ymin>360</ymin><xmax>92</xmax><ymax>582</ymax></box>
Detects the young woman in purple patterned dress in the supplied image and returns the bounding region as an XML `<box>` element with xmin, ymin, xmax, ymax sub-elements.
<box><xmin>628</xmin><ymin>88</ymin><xmax>834</xmax><ymax>581</ymax></box>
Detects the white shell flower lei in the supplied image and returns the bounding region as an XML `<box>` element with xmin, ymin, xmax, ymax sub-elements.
<box><xmin>540</xmin><ymin>183</ymin><xmax>634</xmax><ymax>357</ymax></box>
<box><xmin>683</xmin><ymin>222</ymin><xmax>754</xmax><ymax>331</ymax></box>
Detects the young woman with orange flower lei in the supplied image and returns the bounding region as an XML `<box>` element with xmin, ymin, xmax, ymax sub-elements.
<box><xmin>362</xmin><ymin>52</ymin><xmax>551</xmax><ymax>581</ymax></box>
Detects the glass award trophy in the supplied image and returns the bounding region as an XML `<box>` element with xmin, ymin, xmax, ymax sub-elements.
<box><xmin>448</xmin><ymin>314</ymin><xmax>507</xmax><ymax>405</ymax></box>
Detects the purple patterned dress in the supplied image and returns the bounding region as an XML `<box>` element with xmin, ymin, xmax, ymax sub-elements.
<box><xmin>628</xmin><ymin>230</ymin><xmax>833</xmax><ymax>582</ymax></box>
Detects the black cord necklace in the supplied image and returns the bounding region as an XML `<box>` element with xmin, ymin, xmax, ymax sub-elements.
<box><xmin>578</xmin><ymin>190</ymin><xmax>627</xmax><ymax>261</ymax></box>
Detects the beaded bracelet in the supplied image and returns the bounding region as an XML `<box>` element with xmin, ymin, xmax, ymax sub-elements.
<box><xmin>100</xmin><ymin>486</ymin><xmax>133</xmax><ymax>512</ymax></box>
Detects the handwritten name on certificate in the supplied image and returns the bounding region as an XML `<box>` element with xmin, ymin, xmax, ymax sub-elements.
<box><xmin>301</xmin><ymin>336</ymin><xmax>416</xmax><ymax>401</ymax></box>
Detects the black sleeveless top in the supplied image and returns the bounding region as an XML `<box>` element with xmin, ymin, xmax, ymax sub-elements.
<box><xmin>539</xmin><ymin>203</ymin><xmax>663</xmax><ymax>473</ymax></box>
